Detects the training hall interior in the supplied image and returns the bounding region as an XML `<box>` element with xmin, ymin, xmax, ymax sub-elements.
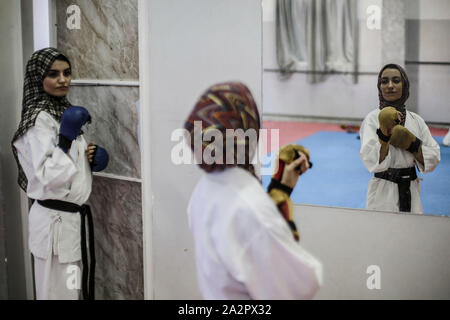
<box><xmin>0</xmin><ymin>0</ymin><xmax>449</xmax><ymax>300</ymax></box>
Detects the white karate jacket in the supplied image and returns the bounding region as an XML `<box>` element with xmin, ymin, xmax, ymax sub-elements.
<box><xmin>187</xmin><ymin>167</ymin><xmax>323</xmax><ymax>300</ymax></box>
<box><xmin>360</xmin><ymin>109</ymin><xmax>440</xmax><ymax>214</ymax></box>
<box><xmin>443</xmin><ymin>129</ymin><xmax>450</xmax><ymax>146</ymax></box>
<box><xmin>13</xmin><ymin>111</ymin><xmax>92</xmax><ymax>263</ymax></box>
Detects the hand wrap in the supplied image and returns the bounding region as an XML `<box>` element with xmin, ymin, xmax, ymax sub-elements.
<box><xmin>390</xmin><ymin>125</ymin><xmax>421</xmax><ymax>153</ymax></box>
<box><xmin>267</xmin><ymin>144</ymin><xmax>311</xmax><ymax>242</ymax></box>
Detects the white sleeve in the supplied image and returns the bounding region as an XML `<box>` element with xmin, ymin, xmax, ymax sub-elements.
<box><xmin>360</xmin><ymin>113</ymin><xmax>392</xmax><ymax>173</ymax></box>
<box><xmin>236</xmin><ymin>226</ymin><xmax>323</xmax><ymax>300</ymax></box>
<box><xmin>220</xmin><ymin>201</ymin><xmax>323</xmax><ymax>300</ymax></box>
<box><xmin>14</xmin><ymin>111</ymin><xmax>78</xmax><ymax>199</ymax></box>
<box><xmin>443</xmin><ymin>129</ymin><xmax>450</xmax><ymax>146</ymax></box>
<box><xmin>416</xmin><ymin>117</ymin><xmax>440</xmax><ymax>173</ymax></box>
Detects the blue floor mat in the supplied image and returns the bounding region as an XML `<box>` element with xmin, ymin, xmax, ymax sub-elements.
<box><xmin>420</xmin><ymin>136</ymin><xmax>449</xmax><ymax>216</ymax></box>
<box><xmin>262</xmin><ymin>131</ymin><xmax>450</xmax><ymax>216</ymax></box>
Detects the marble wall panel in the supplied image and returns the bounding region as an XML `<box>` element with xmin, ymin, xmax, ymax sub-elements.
<box><xmin>382</xmin><ymin>0</ymin><xmax>406</xmax><ymax>65</ymax></box>
<box><xmin>67</xmin><ymin>86</ymin><xmax>141</xmax><ymax>179</ymax></box>
<box><xmin>88</xmin><ymin>176</ymin><xmax>143</xmax><ymax>300</ymax></box>
<box><xmin>0</xmin><ymin>165</ymin><xmax>7</xmax><ymax>300</ymax></box>
<box><xmin>56</xmin><ymin>0</ymin><xmax>139</xmax><ymax>80</ymax></box>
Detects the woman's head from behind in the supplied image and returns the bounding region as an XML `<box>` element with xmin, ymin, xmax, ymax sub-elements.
<box><xmin>184</xmin><ymin>82</ymin><xmax>261</xmax><ymax>174</ymax></box>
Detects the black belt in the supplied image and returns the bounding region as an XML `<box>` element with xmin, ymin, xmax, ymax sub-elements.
<box><xmin>37</xmin><ymin>199</ymin><xmax>96</xmax><ymax>300</ymax></box>
<box><xmin>374</xmin><ymin>167</ymin><xmax>417</xmax><ymax>212</ymax></box>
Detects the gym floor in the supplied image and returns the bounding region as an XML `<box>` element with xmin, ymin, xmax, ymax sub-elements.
<box><xmin>261</xmin><ymin>120</ymin><xmax>449</xmax><ymax>216</ymax></box>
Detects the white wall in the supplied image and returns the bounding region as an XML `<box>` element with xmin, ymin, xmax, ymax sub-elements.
<box><xmin>0</xmin><ymin>154</ymin><xmax>5</xmax><ymax>300</ymax></box>
<box><xmin>0</xmin><ymin>0</ymin><xmax>28</xmax><ymax>299</ymax></box>
<box><xmin>263</xmin><ymin>72</ymin><xmax>379</xmax><ymax>120</ymax></box>
<box><xmin>405</xmin><ymin>0</ymin><xmax>450</xmax><ymax>21</ymax></box>
<box><xmin>405</xmin><ymin>0</ymin><xmax>450</xmax><ymax>123</ymax></box>
<box><xmin>140</xmin><ymin>0</ymin><xmax>262</xmax><ymax>299</ymax></box>
<box><xmin>32</xmin><ymin>0</ymin><xmax>51</xmax><ymax>50</ymax></box>
<box><xmin>295</xmin><ymin>204</ymin><xmax>450</xmax><ymax>299</ymax></box>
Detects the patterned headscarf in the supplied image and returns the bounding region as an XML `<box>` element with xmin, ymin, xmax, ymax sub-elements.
<box><xmin>377</xmin><ymin>63</ymin><xmax>410</xmax><ymax>126</ymax></box>
<box><xmin>184</xmin><ymin>82</ymin><xmax>261</xmax><ymax>175</ymax></box>
<box><xmin>11</xmin><ymin>47</ymin><xmax>72</xmax><ymax>191</ymax></box>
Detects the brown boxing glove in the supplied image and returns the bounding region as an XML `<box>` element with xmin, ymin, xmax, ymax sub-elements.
<box><xmin>274</xmin><ymin>144</ymin><xmax>312</xmax><ymax>180</ymax></box>
<box><xmin>378</xmin><ymin>107</ymin><xmax>402</xmax><ymax>143</ymax></box>
<box><xmin>390</xmin><ymin>125</ymin><xmax>422</xmax><ymax>153</ymax></box>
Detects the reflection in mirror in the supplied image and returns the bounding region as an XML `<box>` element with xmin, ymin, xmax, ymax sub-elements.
<box><xmin>262</xmin><ymin>0</ymin><xmax>450</xmax><ymax>216</ymax></box>
<box><xmin>53</xmin><ymin>0</ymin><xmax>143</xmax><ymax>300</ymax></box>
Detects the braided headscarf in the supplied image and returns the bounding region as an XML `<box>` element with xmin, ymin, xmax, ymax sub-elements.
<box><xmin>377</xmin><ymin>63</ymin><xmax>410</xmax><ymax>126</ymax></box>
<box><xmin>11</xmin><ymin>48</ymin><xmax>72</xmax><ymax>191</ymax></box>
<box><xmin>184</xmin><ymin>82</ymin><xmax>261</xmax><ymax>176</ymax></box>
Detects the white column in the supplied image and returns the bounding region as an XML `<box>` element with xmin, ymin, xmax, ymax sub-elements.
<box><xmin>382</xmin><ymin>0</ymin><xmax>406</xmax><ymax>66</ymax></box>
<box><xmin>0</xmin><ymin>0</ymin><xmax>29</xmax><ymax>299</ymax></box>
<box><xmin>138</xmin><ymin>0</ymin><xmax>154</xmax><ymax>300</ymax></box>
<box><xmin>33</xmin><ymin>0</ymin><xmax>51</xmax><ymax>50</ymax></box>
<box><xmin>139</xmin><ymin>0</ymin><xmax>262</xmax><ymax>299</ymax></box>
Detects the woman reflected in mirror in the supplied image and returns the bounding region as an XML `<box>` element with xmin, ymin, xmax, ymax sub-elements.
<box><xmin>359</xmin><ymin>64</ymin><xmax>440</xmax><ymax>214</ymax></box>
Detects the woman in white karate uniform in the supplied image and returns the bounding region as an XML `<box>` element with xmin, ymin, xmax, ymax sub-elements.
<box><xmin>360</xmin><ymin>64</ymin><xmax>440</xmax><ymax>214</ymax></box>
<box><xmin>184</xmin><ymin>82</ymin><xmax>322</xmax><ymax>300</ymax></box>
<box><xmin>12</xmin><ymin>48</ymin><xmax>108</xmax><ymax>300</ymax></box>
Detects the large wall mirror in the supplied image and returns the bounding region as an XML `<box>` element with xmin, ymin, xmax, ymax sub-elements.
<box><xmin>261</xmin><ymin>0</ymin><xmax>450</xmax><ymax>217</ymax></box>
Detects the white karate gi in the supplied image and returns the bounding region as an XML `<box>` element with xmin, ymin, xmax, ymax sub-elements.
<box><xmin>443</xmin><ymin>129</ymin><xmax>450</xmax><ymax>146</ymax></box>
<box><xmin>187</xmin><ymin>167</ymin><xmax>323</xmax><ymax>300</ymax></box>
<box><xmin>360</xmin><ymin>109</ymin><xmax>440</xmax><ymax>214</ymax></box>
<box><xmin>13</xmin><ymin>111</ymin><xmax>92</xmax><ymax>299</ymax></box>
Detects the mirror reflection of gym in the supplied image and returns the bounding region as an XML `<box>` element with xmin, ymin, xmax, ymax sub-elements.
<box><xmin>262</xmin><ymin>0</ymin><xmax>449</xmax><ymax>216</ymax></box>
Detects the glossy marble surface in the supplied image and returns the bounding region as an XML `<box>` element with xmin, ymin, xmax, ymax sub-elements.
<box><xmin>0</xmin><ymin>169</ymin><xmax>6</xmax><ymax>299</ymax></box>
<box><xmin>382</xmin><ymin>0</ymin><xmax>405</xmax><ymax>65</ymax></box>
<box><xmin>67</xmin><ymin>86</ymin><xmax>141</xmax><ymax>179</ymax></box>
<box><xmin>88</xmin><ymin>175</ymin><xmax>143</xmax><ymax>300</ymax></box>
<box><xmin>56</xmin><ymin>0</ymin><xmax>139</xmax><ymax>80</ymax></box>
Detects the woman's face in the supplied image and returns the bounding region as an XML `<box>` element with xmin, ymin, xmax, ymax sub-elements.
<box><xmin>42</xmin><ymin>60</ymin><xmax>72</xmax><ymax>97</ymax></box>
<box><xmin>380</xmin><ymin>68</ymin><xmax>403</xmax><ymax>102</ymax></box>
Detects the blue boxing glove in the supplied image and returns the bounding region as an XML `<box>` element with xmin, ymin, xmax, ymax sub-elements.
<box><xmin>58</xmin><ymin>106</ymin><xmax>91</xmax><ymax>152</ymax></box>
<box><xmin>91</xmin><ymin>146</ymin><xmax>109</xmax><ymax>172</ymax></box>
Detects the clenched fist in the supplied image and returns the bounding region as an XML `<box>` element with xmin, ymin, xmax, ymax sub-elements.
<box><xmin>378</xmin><ymin>106</ymin><xmax>402</xmax><ymax>137</ymax></box>
<box><xmin>390</xmin><ymin>125</ymin><xmax>420</xmax><ymax>152</ymax></box>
